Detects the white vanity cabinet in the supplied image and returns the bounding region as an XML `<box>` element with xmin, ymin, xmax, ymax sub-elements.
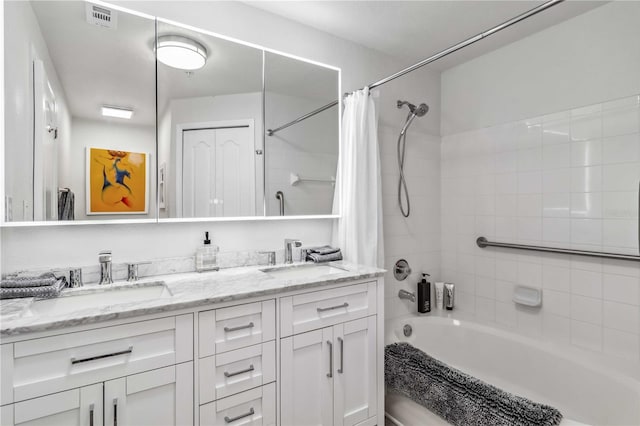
<box><xmin>279</xmin><ymin>282</ymin><xmax>380</xmax><ymax>426</ymax></box>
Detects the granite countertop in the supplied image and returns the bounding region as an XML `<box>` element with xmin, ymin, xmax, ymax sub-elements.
<box><xmin>0</xmin><ymin>261</ymin><xmax>384</xmax><ymax>337</ymax></box>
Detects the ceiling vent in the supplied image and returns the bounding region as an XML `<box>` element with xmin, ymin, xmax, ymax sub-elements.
<box><xmin>85</xmin><ymin>3</ymin><xmax>117</xmax><ymax>29</ymax></box>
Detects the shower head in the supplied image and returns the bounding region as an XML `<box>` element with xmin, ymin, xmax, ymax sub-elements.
<box><xmin>397</xmin><ymin>100</ymin><xmax>429</xmax><ymax>117</ymax></box>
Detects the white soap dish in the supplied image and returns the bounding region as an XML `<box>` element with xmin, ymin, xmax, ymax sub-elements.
<box><xmin>513</xmin><ymin>286</ymin><xmax>542</xmax><ymax>307</ymax></box>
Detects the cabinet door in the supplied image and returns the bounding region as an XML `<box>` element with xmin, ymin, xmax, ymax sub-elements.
<box><xmin>334</xmin><ymin>317</ymin><xmax>377</xmax><ymax>426</ymax></box>
<box><xmin>8</xmin><ymin>383</ymin><xmax>102</xmax><ymax>426</ymax></box>
<box><xmin>280</xmin><ymin>327</ymin><xmax>333</xmax><ymax>426</ymax></box>
<box><xmin>104</xmin><ymin>363</ymin><xmax>193</xmax><ymax>426</ymax></box>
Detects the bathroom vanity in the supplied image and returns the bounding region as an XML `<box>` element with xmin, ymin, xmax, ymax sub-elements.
<box><xmin>0</xmin><ymin>263</ymin><xmax>384</xmax><ymax>426</ymax></box>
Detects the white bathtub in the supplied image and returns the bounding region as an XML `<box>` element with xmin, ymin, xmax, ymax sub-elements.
<box><xmin>385</xmin><ymin>315</ymin><xmax>640</xmax><ymax>426</ymax></box>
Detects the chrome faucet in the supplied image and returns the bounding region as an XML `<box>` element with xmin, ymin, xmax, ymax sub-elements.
<box><xmin>284</xmin><ymin>239</ymin><xmax>302</xmax><ymax>264</ymax></box>
<box><xmin>398</xmin><ymin>289</ymin><xmax>416</xmax><ymax>303</ymax></box>
<box><xmin>127</xmin><ymin>262</ymin><xmax>151</xmax><ymax>282</ymax></box>
<box><xmin>98</xmin><ymin>250</ymin><xmax>114</xmax><ymax>285</ymax></box>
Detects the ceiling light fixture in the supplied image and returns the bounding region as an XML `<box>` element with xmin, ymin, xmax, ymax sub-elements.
<box><xmin>156</xmin><ymin>35</ymin><xmax>207</xmax><ymax>70</ymax></box>
<box><xmin>101</xmin><ymin>105</ymin><xmax>133</xmax><ymax>119</ymax></box>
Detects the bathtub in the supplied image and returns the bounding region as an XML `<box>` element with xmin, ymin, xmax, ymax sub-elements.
<box><xmin>384</xmin><ymin>315</ymin><xmax>640</xmax><ymax>426</ymax></box>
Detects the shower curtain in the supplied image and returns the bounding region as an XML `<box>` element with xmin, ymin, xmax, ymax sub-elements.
<box><xmin>332</xmin><ymin>87</ymin><xmax>384</xmax><ymax>268</ymax></box>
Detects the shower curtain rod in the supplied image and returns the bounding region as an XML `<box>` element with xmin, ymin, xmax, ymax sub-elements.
<box><xmin>267</xmin><ymin>0</ymin><xmax>565</xmax><ymax>137</ymax></box>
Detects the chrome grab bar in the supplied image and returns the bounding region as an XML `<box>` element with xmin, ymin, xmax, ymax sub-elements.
<box><xmin>224</xmin><ymin>364</ymin><xmax>255</xmax><ymax>378</ymax></box>
<box><xmin>477</xmin><ymin>237</ymin><xmax>640</xmax><ymax>262</ymax></box>
<box><xmin>225</xmin><ymin>407</ymin><xmax>255</xmax><ymax>423</ymax></box>
<box><xmin>317</xmin><ymin>302</ymin><xmax>349</xmax><ymax>313</ymax></box>
<box><xmin>71</xmin><ymin>346</ymin><xmax>133</xmax><ymax>364</ymax></box>
<box><xmin>224</xmin><ymin>322</ymin><xmax>254</xmax><ymax>332</ymax></box>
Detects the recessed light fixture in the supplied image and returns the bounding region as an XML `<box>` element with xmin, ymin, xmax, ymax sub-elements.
<box><xmin>156</xmin><ymin>35</ymin><xmax>207</xmax><ymax>70</ymax></box>
<box><xmin>101</xmin><ymin>105</ymin><xmax>133</xmax><ymax>119</ymax></box>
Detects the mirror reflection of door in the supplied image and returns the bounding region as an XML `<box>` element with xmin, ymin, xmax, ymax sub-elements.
<box><xmin>182</xmin><ymin>124</ymin><xmax>255</xmax><ymax>217</ymax></box>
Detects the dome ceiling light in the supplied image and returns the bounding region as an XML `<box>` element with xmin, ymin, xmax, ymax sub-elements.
<box><xmin>156</xmin><ymin>35</ymin><xmax>207</xmax><ymax>71</ymax></box>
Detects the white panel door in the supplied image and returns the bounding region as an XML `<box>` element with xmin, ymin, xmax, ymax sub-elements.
<box><xmin>183</xmin><ymin>129</ymin><xmax>216</xmax><ymax>218</ymax></box>
<box><xmin>8</xmin><ymin>383</ymin><xmax>103</xmax><ymax>426</ymax></box>
<box><xmin>182</xmin><ymin>126</ymin><xmax>254</xmax><ymax>218</ymax></box>
<box><xmin>333</xmin><ymin>317</ymin><xmax>377</xmax><ymax>426</ymax></box>
<box><xmin>104</xmin><ymin>363</ymin><xmax>193</xmax><ymax>426</ymax></box>
<box><xmin>280</xmin><ymin>327</ymin><xmax>333</xmax><ymax>426</ymax></box>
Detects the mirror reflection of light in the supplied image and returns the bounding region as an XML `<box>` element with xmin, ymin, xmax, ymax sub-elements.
<box><xmin>156</xmin><ymin>35</ymin><xmax>208</xmax><ymax>71</ymax></box>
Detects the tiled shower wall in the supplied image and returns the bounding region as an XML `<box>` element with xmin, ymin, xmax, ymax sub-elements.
<box><xmin>440</xmin><ymin>95</ymin><xmax>640</xmax><ymax>361</ymax></box>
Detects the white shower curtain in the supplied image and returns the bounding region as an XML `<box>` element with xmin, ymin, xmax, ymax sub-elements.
<box><xmin>332</xmin><ymin>87</ymin><xmax>384</xmax><ymax>268</ymax></box>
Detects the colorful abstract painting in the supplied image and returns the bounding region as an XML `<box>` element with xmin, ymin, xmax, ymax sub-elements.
<box><xmin>86</xmin><ymin>148</ymin><xmax>148</xmax><ymax>214</ymax></box>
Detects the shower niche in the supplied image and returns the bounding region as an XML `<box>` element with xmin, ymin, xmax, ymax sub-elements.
<box><xmin>2</xmin><ymin>1</ymin><xmax>341</xmax><ymax>225</ymax></box>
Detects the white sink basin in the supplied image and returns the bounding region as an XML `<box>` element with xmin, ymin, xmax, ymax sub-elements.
<box><xmin>260</xmin><ymin>264</ymin><xmax>347</xmax><ymax>280</ymax></box>
<box><xmin>28</xmin><ymin>282</ymin><xmax>172</xmax><ymax>316</ymax></box>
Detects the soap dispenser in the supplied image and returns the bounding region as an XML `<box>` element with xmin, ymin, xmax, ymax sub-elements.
<box><xmin>417</xmin><ymin>273</ymin><xmax>431</xmax><ymax>314</ymax></box>
<box><xmin>196</xmin><ymin>232</ymin><xmax>219</xmax><ymax>272</ymax></box>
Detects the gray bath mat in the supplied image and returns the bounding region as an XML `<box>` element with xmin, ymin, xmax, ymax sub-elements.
<box><xmin>385</xmin><ymin>342</ymin><xmax>563</xmax><ymax>426</ymax></box>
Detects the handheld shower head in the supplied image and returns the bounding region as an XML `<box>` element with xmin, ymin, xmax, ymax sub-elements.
<box><xmin>397</xmin><ymin>100</ymin><xmax>429</xmax><ymax>117</ymax></box>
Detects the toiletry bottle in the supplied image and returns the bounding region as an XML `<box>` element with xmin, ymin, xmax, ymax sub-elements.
<box><xmin>434</xmin><ymin>282</ymin><xmax>444</xmax><ymax>310</ymax></box>
<box><xmin>444</xmin><ymin>283</ymin><xmax>455</xmax><ymax>310</ymax></box>
<box><xmin>196</xmin><ymin>232</ymin><xmax>219</xmax><ymax>272</ymax></box>
<box><xmin>417</xmin><ymin>273</ymin><xmax>431</xmax><ymax>313</ymax></box>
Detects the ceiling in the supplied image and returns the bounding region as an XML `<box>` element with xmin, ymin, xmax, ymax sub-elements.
<box><xmin>244</xmin><ymin>1</ymin><xmax>606</xmax><ymax>70</ymax></box>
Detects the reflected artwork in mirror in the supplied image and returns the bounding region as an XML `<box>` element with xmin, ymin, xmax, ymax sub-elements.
<box><xmin>156</xmin><ymin>20</ymin><xmax>264</xmax><ymax>219</ymax></box>
<box><xmin>3</xmin><ymin>1</ymin><xmax>157</xmax><ymax>222</ymax></box>
<box><xmin>264</xmin><ymin>52</ymin><xmax>340</xmax><ymax>216</ymax></box>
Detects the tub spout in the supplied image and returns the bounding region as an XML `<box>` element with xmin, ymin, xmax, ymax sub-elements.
<box><xmin>398</xmin><ymin>289</ymin><xmax>416</xmax><ymax>303</ymax></box>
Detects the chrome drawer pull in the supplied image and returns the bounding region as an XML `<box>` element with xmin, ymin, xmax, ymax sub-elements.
<box><xmin>338</xmin><ymin>337</ymin><xmax>344</xmax><ymax>374</ymax></box>
<box><xmin>224</xmin><ymin>322</ymin><xmax>255</xmax><ymax>332</ymax></box>
<box><xmin>326</xmin><ymin>340</ymin><xmax>333</xmax><ymax>378</ymax></box>
<box><xmin>224</xmin><ymin>407</ymin><xmax>255</xmax><ymax>423</ymax></box>
<box><xmin>224</xmin><ymin>364</ymin><xmax>255</xmax><ymax>378</ymax></box>
<box><xmin>71</xmin><ymin>346</ymin><xmax>133</xmax><ymax>364</ymax></box>
<box><xmin>89</xmin><ymin>404</ymin><xmax>94</xmax><ymax>426</ymax></box>
<box><xmin>317</xmin><ymin>302</ymin><xmax>349</xmax><ymax>312</ymax></box>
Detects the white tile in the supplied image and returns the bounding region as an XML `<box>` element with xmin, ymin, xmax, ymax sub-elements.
<box><xmin>602</xmin><ymin>133</ymin><xmax>640</xmax><ymax>164</ymax></box>
<box><xmin>495</xmin><ymin>280</ymin><xmax>515</xmax><ymax>302</ymax></box>
<box><xmin>570</xmin><ymin>193</ymin><xmax>602</xmax><ymax>219</ymax></box>
<box><xmin>518</xmin><ymin>171</ymin><xmax>542</xmax><ymax>194</ymax></box>
<box><xmin>517</xmin><ymin>306</ymin><xmax>542</xmax><ymax>337</ymax></box>
<box><xmin>543</xmin><ymin>169</ymin><xmax>571</xmax><ymax>193</ymax></box>
<box><xmin>571</xmin><ymin>269</ymin><xmax>603</xmax><ymax>298</ymax></box>
<box><xmin>495</xmin><ymin>173</ymin><xmax>518</xmax><ymax>194</ymax></box>
<box><xmin>571</xmin><ymin>166</ymin><xmax>602</xmax><ymax>193</ymax></box>
<box><xmin>543</xmin><ymin>144</ymin><xmax>571</xmax><ymax>169</ymax></box>
<box><xmin>542</xmin><ymin>119</ymin><xmax>571</xmax><ymax>145</ymax></box>
<box><xmin>603</xmin><ymin>301</ymin><xmax>639</xmax><ymax>334</ymax></box>
<box><xmin>476</xmin><ymin>296</ymin><xmax>496</xmax><ymax>322</ymax></box>
<box><xmin>603</xmin><ymin>191</ymin><xmax>638</xmax><ymax>219</ymax></box>
<box><xmin>571</xmin><ymin>295</ymin><xmax>602</xmax><ymax>325</ymax></box>
<box><xmin>517</xmin><ymin>194</ymin><xmax>542</xmax><ymax>217</ymax></box>
<box><xmin>543</xmin><ymin>265</ymin><xmax>571</xmax><ymax>293</ymax></box>
<box><xmin>571</xmin><ymin>114</ymin><xmax>602</xmax><ymax>142</ymax></box>
<box><xmin>571</xmin><ymin>140</ymin><xmax>602</xmax><ymax>167</ymax></box>
<box><xmin>495</xmin><ymin>195</ymin><xmax>517</xmax><ymax>216</ymax></box>
<box><xmin>495</xmin><ymin>216</ymin><xmax>517</xmax><ymax>239</ymax></box>
<box><xmin>495</xmin><ymin>151</ymin><xmax>518</xmax><ymax>173</ymax></box>
<box><xmin>518</xmin><ymin>262</ymin><xmax>542</xmax><ymax>287</ymax></box>
<box><xmin>543</xmin><ymin>193</ymin><xmax>570</xmax><ymax>218</ymax></box>
<box><xmin>572</xmin><ymin>104</ymin><xmax>602</xmax><ymax>118</ymax></box>
<box><xmin>571</xmin><ymin>219</ymin><xmax>602</xmax><ymax>246</ymax></box>
<box><xmin>475</xmin><ymin>195</ymin><xmax>495</xmax><ymax>216</ymax></box>
<box><xmin>517</xmin><ymin>217</ymin><xmax>542</xmax><ymax>241</ymax></box>
<box><xmin>603</xmin><ymin>328</ymin><xmax>640</xmax><ymax>360</ymax></box>
<box><xmin>543</xmin><ymin>218</ymin><xmax>570</xmax><ymax>243</ymax></box>
<box><xmin>544</xmin><ymin>290</ymin><xmax>570</xmax><ymax>317</ymax></box>
<box><xmin>495</xmin><ymin>259</ymin><xmax>518</xmax><ymax>283</ymax></box>
<box><xmin>456</xmin><ymin>290</ymin><xmax>476</xmax><ymax>314</ymax></box>
<box><xmin>571</xmin><ymin>320</ymin><xmax>603</xmax><ymax>352</ymax></box>
<box><xmin>475</xmin><ymin>256</ymin><xmax>495</xmax><ymax>279</ymax></box>
<box><xmin>475</xmin><ymin>216</ymin><xmax>495</xmax><ymax>237</ymax></box>
<box><xmin>518</xmin><ymin>147</ymin><xmax>542</xmax><ymax>171</ymax></box>
<box><xmin>603</xmin><ymin>274</ymin><xmax>640</xmax><ymax>306</ymax></box>
<box><xmin>495</xmin><ymin>301</ymin><xmax>517</xmax><ymax>328</ymax></box>
<box><xmin>602</xmin><ymin>163</ymin><xmax>640</xmax><ymax>191</ymax></box>
<box><xmin>603</xmin><ymin>108</ymin><xmax>640</xmax><ymax>137</ymax></box>
<box><xmin>542</xmin><ymin>314</ymin><xmax>571</xmax><ymax>344</ymax></box>
<box><xmin>518</xmin><ymin>122</ymin><xmax>542</xmax><ymax>150</ymax></box>
<box><xmin>603</xmin><ymin>219</ymin><xmax>639</xmax><ymax>249</ymax></box>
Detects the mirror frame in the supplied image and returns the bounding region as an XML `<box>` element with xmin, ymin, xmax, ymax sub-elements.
<box><xmin>0</xmin><ymin>1</ymin><xmax>341</xmax><ymax>227</ymax></box>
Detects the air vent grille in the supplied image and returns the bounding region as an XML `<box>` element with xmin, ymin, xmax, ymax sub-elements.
<box><xmin>85</xmin><ymin>3</ymin><xmax>117</xmax><ymax>29</ymax></box>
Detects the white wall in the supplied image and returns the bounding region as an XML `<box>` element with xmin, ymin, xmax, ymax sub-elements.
<box><xmin>68</xmin><ymin>117</ymin><xmax>156</xmax><ymax>220</ymax></box>
<box><xmin>2</xmin><ymin>0</ymin><xmax>442</xmax><ymax>300</ymax></box>
<box><xmin>440</xmin><ymin>2</ymin><xmax>640</xmax><ymax>362</ymax></box>
<box><xmin>442</xmin><ymin>1</ymin><xmax>640</xmax><ymax>136</ymax></box>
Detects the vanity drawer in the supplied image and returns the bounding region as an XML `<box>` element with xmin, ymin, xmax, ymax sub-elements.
<box><xmin>199</xmin><ymin>341</ymin><xmax>275</xmax><ymax>403</ymax></box>
<box><xmin>280</xmin><ymin>282</ymin><xmax>377</xmax><ymax>337</ymax></box>
<box><xmin>7</xmin><ymin>314</ymin><xmax>193</xmax><ymax>403</ymax></box>
<box><xmin>199</xmin><ymin>383</ymin><xmax>276</xmax><ymax>426</ymax></box>
<box><xmin>199</xmin><ymin>300</ymin><xmax>275</xmax><ymax>357</ymax></box>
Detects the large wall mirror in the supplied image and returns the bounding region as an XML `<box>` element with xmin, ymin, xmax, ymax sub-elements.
<box><xmin>4</xmin><ymin>1</ymin><xmax>157</xmax><ymax>222</ymax></box>
<box><xmin>3</xmin><ymin>1</ymin><xmax>341</xmax><ymax>225</ymax></box>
